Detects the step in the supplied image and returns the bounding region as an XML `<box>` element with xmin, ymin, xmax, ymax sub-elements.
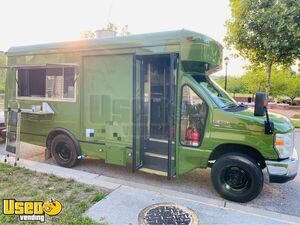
<box><xmin>6</xmin><ymin>132</ymin><xmax>16</xmax><ymax>141</ymax></box>
<box><xmin>139</xmin><ymin>168</ymin><xmax>167</xmax><ymax>176</ymax></box>
<box><xmin>142</xmin><ymin>151</ymin><xmax>175</xmax><ymax>173</ymax></box>
<box><xmin>143</xmin><ymin>152</ymin><xmax>168</xmax><ymax>172</ymax></box>
<box><xmin>6</xmin><ymin>144</ymin><xmax>16</xmax><ymax>154</ymax></box>
<box><xmin>144</xmin><ymin>138</ymin><xmax>170</xmax><ymax>155</ymax></box>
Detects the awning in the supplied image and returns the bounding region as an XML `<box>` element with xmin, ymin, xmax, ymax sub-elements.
<box><xmin>0</xmin><ymin>63</ymin><xmax>79</xmax><ymax>69</ymax></box>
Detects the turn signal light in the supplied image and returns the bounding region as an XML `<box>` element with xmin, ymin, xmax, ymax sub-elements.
<box><xmin>275</xmin><ymin>140</ymin><xmax>285</xmax><ymax>146</ymax></box>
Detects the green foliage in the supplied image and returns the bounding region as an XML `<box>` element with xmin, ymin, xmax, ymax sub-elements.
<box><xmin>241</xmin><ymin>68</ymin><xmax>267</xmax><ymax>95</ymax></box>
<box><xmin>106</xmin><ymin>22</ymin><xmax>118</xmax><ymax>33</ymax></box>
<box><xmin>227</xmin><ymin>77</ymin><xmax>247</xmax><ymax>96</ymax></box>
<box><xmin>270</xmin><ymin>68</ymin><xmax>300</xmax><ymax>102</ymax></box>
<box><xmin>239</xmin><ymin>66</ymin><xmax>300</xmax><ymax>103</ymax></box>
<box><xmin>292</xmin><ymin>114</ymin><xmax>300</xmax><ymax>119</ymax></box>
<box><xmin>226</xmin><ymin>0</ymin><xmax>300</xmax><ymax>65</ymax></box>
<box><xmin>81</xmin><ymin>30</ymin><xmax>96</xmax><ymax>39</ymax></box>
<box><xmin>214</xmin><ymin>67</ymin><xmax>300</xmax><ymax>103</ymax></box>
<box><xmin>292</xmin><ymin>121</ymin><xmax>300</xmax><ymax>128</ymax></box>
<box><xmin>225</xmin><ymin>0</ymin><xmax>300</xmax><ymax>96</ymax></box>
<box><xmin>282</xmin><ymin>75</ymin><xmax>300</xmax><ymax>104</ymax></box>
<box><xmin>213</xmin><ymin>76</ymin><xmax>247</xmax><ymax>96</ymax></box>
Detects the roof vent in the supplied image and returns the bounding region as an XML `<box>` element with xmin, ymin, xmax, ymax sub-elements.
<box><xmin>95</xmin><ymin>29</ymin><xmax>116</xmax><ymax>38</ymax></box>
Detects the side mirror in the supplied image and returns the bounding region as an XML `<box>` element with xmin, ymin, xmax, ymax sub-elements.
<box><xmin>254</xmin><ymin>92</ymin><xmax>267</xmax><ymax>116</ymax></box>
<box><xmin>254</xmin><ymin>92</ymin><xmax>274</xmax><ymax>134</ymax></box>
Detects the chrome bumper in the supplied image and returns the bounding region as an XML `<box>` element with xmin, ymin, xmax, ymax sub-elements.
<box><xmin>266</xmin><ymin>147</ymin><xmax>299</xmax><ymax>183</ymax></box>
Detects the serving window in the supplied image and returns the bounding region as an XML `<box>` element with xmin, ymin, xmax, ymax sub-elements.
<box><xmin>17</xmin><ymin>66</ymin><xmax>76</xmax><ymax>100</ymax></box>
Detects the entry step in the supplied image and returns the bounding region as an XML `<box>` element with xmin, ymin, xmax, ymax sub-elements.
<box><xmin>142</xmin><ymin>151</ymin><xmax>175</xmax><ymax>174</ymax></box>
<box><xmin>6</xmin><ymin>145</ymin><xmax>16</xmax><ymax>154</ymax></box>
<box><xmin>139</xmin><ymin>168</ymin><xmax>167</xmax><ymax>176</ymax></box>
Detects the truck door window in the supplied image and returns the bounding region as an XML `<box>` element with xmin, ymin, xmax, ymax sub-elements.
<box><xmin>180</xmin><ymin>85</ymin><xmax>207</xmax><ymax>147</ymax></box>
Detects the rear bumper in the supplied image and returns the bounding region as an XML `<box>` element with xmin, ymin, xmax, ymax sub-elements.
<box><xmin>266</xmin><ymin>147</ymin><xmax>298</xmax><ymax>183</ymax></box>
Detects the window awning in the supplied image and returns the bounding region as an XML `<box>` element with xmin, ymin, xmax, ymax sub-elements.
<box><xmin>0</xmin><ymin>63</ymin><xmax>79</xmax><ymax>69</ymax></box>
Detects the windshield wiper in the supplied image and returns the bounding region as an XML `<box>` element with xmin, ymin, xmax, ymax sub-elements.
<box><xmin>222</xmin><ymin>104</ymin><xmax>238</xmax><ymax>109</ymax></box>
<box><xmin>222</xmin><ymin>103</ymin><xmax>248</xmax><ymax>111</ymax></box>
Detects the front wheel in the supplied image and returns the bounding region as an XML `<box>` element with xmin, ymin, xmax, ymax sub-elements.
<box><xmin>211</xmin><ymin>153</ymin><xmax>263</xmax><ymax>203</ymax></box>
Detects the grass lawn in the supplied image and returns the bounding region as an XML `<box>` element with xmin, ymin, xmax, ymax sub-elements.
<box><xmin>292</xmin><ymin>114</ymin><xmax>300</xmax><ymax>119</ymax></box>
<box><xmin>0</xmin><ymin>163</ymin><xmax>106</xmax><ymax>225</ymax></box>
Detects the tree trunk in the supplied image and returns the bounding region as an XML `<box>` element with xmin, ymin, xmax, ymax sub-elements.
<box><xmin>291</xmin><ymin>97</ymin><xmax>295</xmax><ymax>105</ymax></box>
<box><xmin>266</xmin><ymin>62</ymin><xmax>272</xmax><ymax>100</ymax></box>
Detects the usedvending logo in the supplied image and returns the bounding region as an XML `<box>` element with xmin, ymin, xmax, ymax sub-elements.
<box><xmin>2</xmin><ymin>198</ymin><xmax>62</xmax><ymax>222</ymax></box>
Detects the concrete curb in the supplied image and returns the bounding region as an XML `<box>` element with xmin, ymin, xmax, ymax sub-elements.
<box><xmin>1</xmin><ymin>155</ymin><xmax>299</xmax><ymax>224</ymax></box>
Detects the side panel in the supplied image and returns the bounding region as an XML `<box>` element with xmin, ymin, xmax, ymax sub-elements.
<box><xmin>82</xmin><ymin>54</ymin><xmax>133</xmax><ymax>165</ymax></box>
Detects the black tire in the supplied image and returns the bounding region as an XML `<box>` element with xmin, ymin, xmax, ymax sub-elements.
<box><xmin>51</xmin><ymin>134</ymin><xmax>79</xmax><ymax>168</ymax></box>
<box><xmin>211</xmin><ymin>153</ymin><xmax>263</xmax><ymax>203</ymax></box>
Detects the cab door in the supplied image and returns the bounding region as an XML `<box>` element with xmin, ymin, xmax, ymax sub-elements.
<box><xmin>176</xmin><ymin>82</ymin><xmax>209</xmax><ymax>175</ymax></box>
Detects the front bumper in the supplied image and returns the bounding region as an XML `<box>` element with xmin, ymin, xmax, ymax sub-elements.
<box><xmin>266</xmin><ymin>147</ymin><xmax>299</xmax><ymax>183</ymax></box>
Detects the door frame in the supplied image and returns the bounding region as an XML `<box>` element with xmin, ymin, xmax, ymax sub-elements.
<box><xmin>132</xmin><ymin>53</ymin><xmax>178</xmax><ymax>179</ymax></box>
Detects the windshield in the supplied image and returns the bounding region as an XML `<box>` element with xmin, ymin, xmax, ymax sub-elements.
<box><xmin>191</xmin><ymin>74</ymin><xmax>239</xmax><ymax>109</ymax></box>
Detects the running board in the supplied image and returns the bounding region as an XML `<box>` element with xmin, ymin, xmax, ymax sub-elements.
<box><xmin>139</xmin><ymin>168</ymin><xmax>167</xmax><ymax>176</ymax></box>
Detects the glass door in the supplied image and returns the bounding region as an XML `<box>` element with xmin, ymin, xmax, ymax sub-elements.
<box><xmin>132</xmin><ymin>55</ymin><xmax>143</xmax><ymax>171</ymax></box>
<box><xmin>132</xmin><ymin>54</ymin><xmax>177</xmax><ymax>179</ymax></box>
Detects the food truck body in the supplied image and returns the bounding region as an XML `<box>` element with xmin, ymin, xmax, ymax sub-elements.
<box><xmin>4</xmin><ymin>30</ymin><xmax>298</xmax><ymax>202</ymax></box>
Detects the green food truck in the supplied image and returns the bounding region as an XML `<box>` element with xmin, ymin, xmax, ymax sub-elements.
<box><xmin>3</xmin><ymin>29</ymin><xmax>298</xmax><ymax>202</ymax></box>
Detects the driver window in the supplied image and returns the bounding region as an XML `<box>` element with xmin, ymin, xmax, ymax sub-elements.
<box><xmin>180</xmin><ymin>85</ymin><xmax>207</xmax><ymax>147</ymax></box>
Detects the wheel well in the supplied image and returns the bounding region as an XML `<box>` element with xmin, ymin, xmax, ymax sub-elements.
<box><xmin>46</xmin><ymin>128</ymin><xmax>82</xmax><ymax>156</ymax></box>
<box><xmin>209</xmin><ymin>144</ymin><xmax>266</xmax><ymax>169</ymax></box>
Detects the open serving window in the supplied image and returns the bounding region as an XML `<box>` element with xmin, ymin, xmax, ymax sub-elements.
<box><xmin>14</xmin><ymin>64</ymin><xmax>78</xmax><ymax>101</ymax></box>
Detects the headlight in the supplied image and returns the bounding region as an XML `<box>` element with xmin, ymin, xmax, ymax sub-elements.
<box><xmin>274</xmin><ymin>131</ymin><xmax>294</xmax><ymax>159</ymax></box>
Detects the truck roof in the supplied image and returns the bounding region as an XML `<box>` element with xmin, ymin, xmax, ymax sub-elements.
<box><xmin>6</xmin><ymin>29</ymin><xmax>222</xmax><ymax>56</ymax></box>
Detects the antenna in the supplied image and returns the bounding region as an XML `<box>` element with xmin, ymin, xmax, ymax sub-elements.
<box><xmin>107</xmin><ymin>0</ymin><xmax>114</xmax><ymax>25</ymax></box>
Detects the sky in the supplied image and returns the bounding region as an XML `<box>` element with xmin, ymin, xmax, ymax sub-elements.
<box><xmin>0</xmin><ymin>0</ymin><xmax>247</xmax><ymax>76</ymax></box>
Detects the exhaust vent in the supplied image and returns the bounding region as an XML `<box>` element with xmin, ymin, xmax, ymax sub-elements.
<box><xmin>94</xmin><ymin>29</ymin><xmax>116</xmax><ymax>38</ymax></box>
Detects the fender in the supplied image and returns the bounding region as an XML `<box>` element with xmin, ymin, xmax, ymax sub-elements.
<box><xmin>46</xmin><ymin>128</ymin><xmax>82</xmax><ymax>157</ymax></box>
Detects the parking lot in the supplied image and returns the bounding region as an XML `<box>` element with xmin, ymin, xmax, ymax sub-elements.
<box><xmin>0</xmin><ymin>130</ymin><xmax>299</xmax><ymax>217</ymax></box>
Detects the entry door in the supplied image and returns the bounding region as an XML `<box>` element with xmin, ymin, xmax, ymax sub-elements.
<box><xmin>132</xmin><ymin>54</ymin><xmax>177</xmax><ymax>179</ymax></box>
<box><xmin>132</xmin><ymin>56</ymin><xmax>143</xmax><ymax>170</ymax></box>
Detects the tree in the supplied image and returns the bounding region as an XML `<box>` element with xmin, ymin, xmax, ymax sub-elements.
<box><xmin>227</xmin><ymin>77</ymin><xmax>247</xmax><ymax>97</ymax></box>
<box><xmin>81</xmin><ymin>30</ymin><xmax>95</xmax><ymax>39</ymax></box>
<box><xmin>81</xmin><ymin>23</ymin><xmax>130</xmax><ymax>39</ymax></box>
<box><xmin>241</xmin><ymin>68</ymin><xmax>268</xmax><ymax>98</ymax></box>
<box><xmin>225</xmin><ymin>0</ymin><xmax>300</xmax><ymax>98</ymax></box>
<box><xmin>284</xmin><ymin>76</ymin><xmax>300</xmax><ymax>105</ymax></box>
<box><xmin>212</xmin><ymin>76</ymin><xmax>247</xmax><ymax>96</ymax></box>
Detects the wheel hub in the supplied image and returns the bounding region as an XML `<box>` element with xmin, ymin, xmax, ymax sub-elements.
<box><xmin>56</xmin><ymin>143</ymin><xmax>71</xmax><ymax>161</ymax></box>
<box><xmin>224</xmin><ymin>166</ymin><xmax>249</xmax><ymax>190</ymax></box>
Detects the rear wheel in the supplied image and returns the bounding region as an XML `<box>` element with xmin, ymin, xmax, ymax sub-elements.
<box><xmin>211</xmin><ymin>153</ymin><xmax>263</xmax><ymax>203</ymax></box>
<box><xmin>51</xmin><ymin>134</ymin><xmax>79</xmax><ymax>168</ymax></box>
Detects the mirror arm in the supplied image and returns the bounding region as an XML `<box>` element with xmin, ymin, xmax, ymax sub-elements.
<box><xmin>264</xmin><ymin>106</ymin><xmax>274</xmax><ymax>134</ymax></box>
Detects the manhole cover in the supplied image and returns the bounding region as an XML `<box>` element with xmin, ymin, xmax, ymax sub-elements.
<box><xmin>138</xmin><ymin>202</ymin><xmax>198</xmax><ymax>225</ymax></box>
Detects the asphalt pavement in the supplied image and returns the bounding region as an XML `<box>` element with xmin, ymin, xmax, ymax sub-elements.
<box><xmin>0</xmin><ymin>130</ymin><xmax>299</xmax><ymax>218</ymax></box>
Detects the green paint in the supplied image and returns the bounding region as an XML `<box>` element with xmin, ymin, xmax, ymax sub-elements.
<box><xmin>4</xmin><ymin>29</ymin><xmax>292</xmax><ymax>178</ymax></box>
